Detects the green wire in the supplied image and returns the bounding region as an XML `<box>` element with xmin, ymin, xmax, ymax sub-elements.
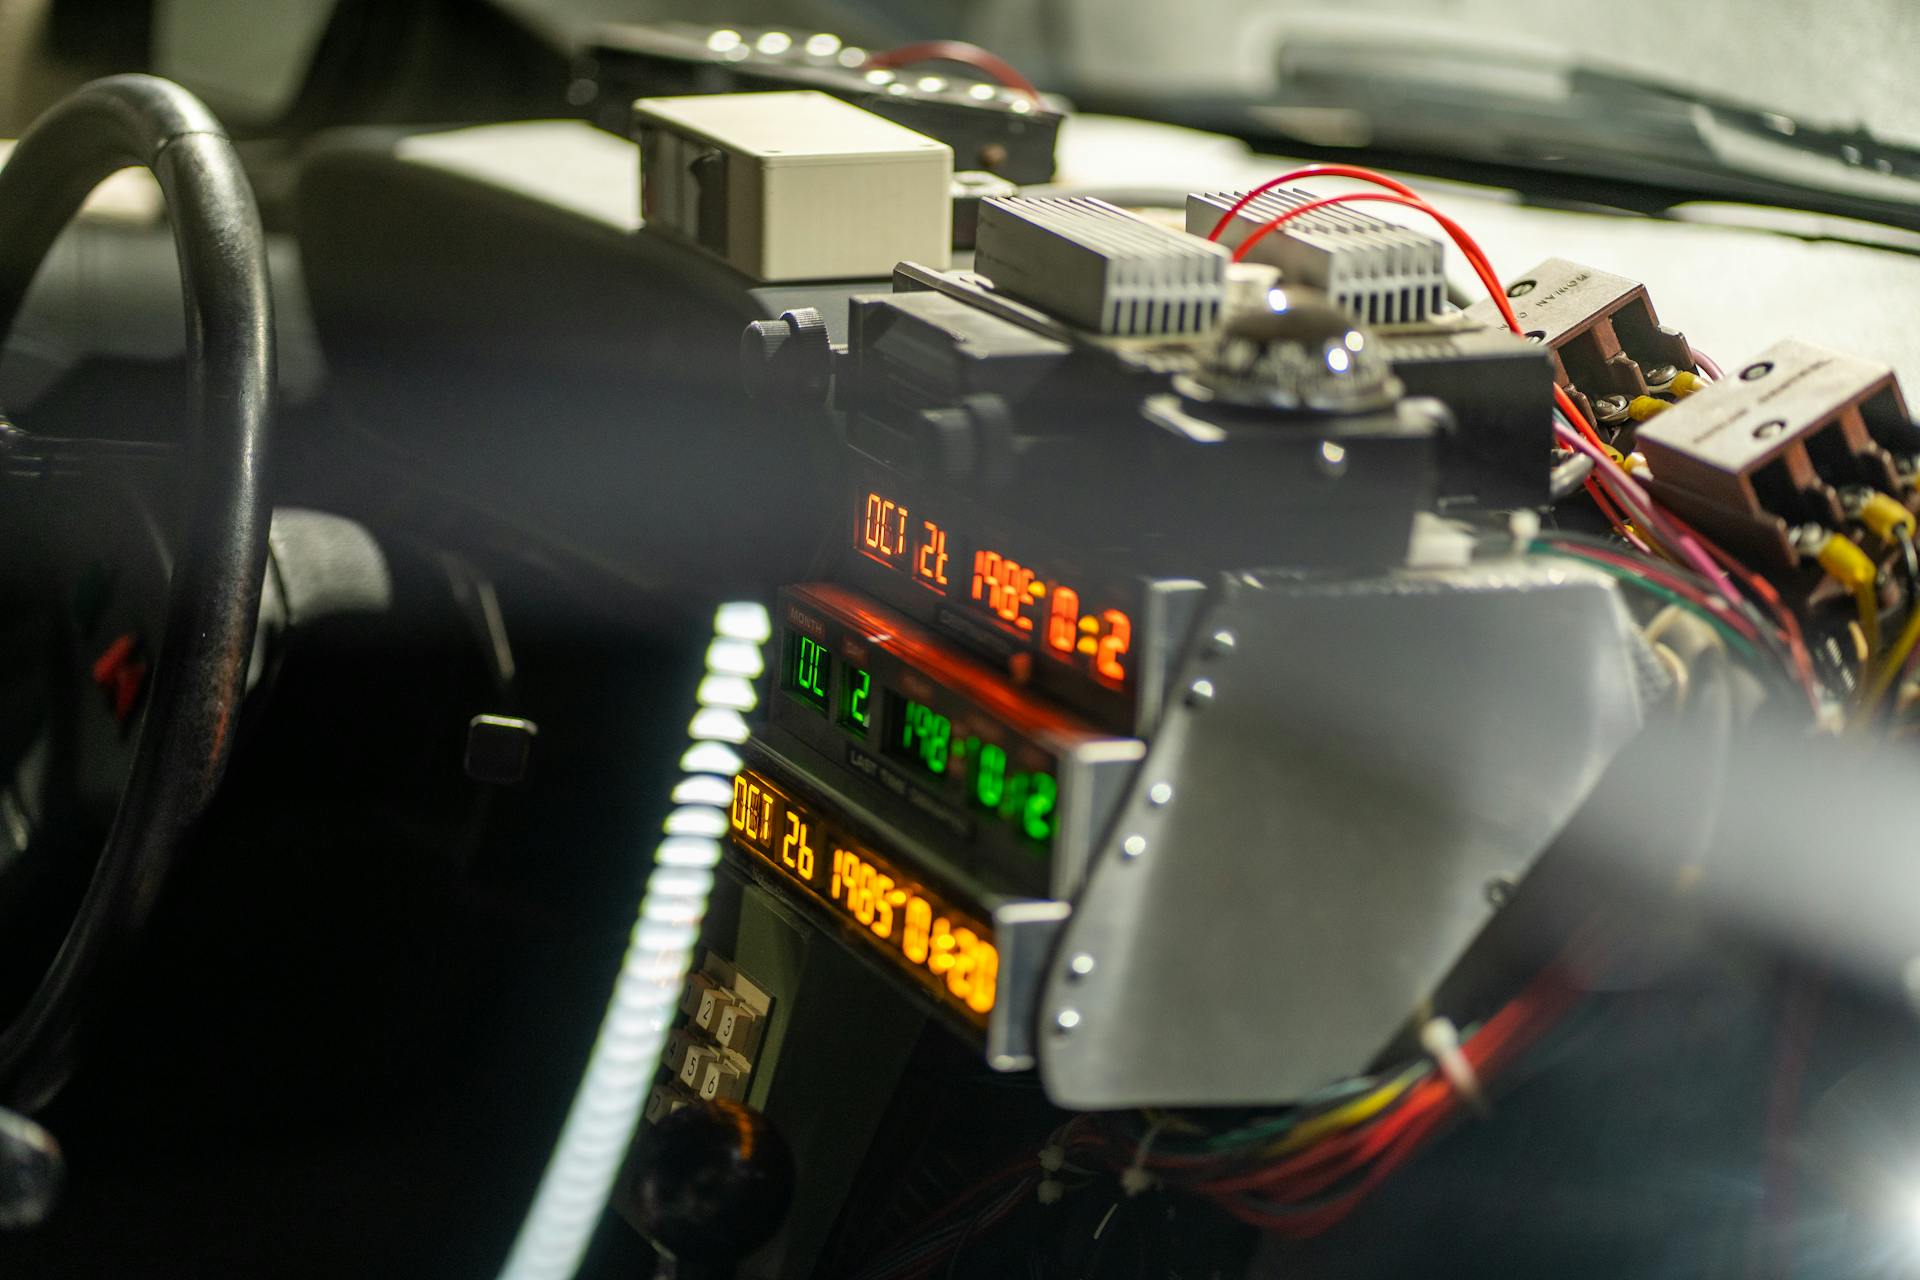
<box><xmin>1528</xmin><ymin>542</ymin><xmax>1763</xmax><ymax>664</ymax></box>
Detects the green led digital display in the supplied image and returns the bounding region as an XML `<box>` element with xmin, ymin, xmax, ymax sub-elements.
<box><xmin>784</xmin><ymin>631</ymin><xmax>831</xmax><ymax>714</ymax></box>
<box><xmin>841</xmin><ymin>666</ymin><xmax>873</xmax><ymax>736</ymax></box>
<box><xmin>885</xmin><ymin>700</ymin><xmax>1058</xmax><ymax>845</ymax></box>
<box><xmin>897</xmin><ymin>700</ymin><xmax>952</xmax><ymax>774</ymax></box>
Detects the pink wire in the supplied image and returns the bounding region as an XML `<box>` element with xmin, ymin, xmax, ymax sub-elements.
<box><xmin>1690</xmin><ymin>348</ymin><xmax>1725</xmax><ymax>381</ymax></box>
<box><xmin>1551</xmin><ymin>419</ymin><xmax>1746</xmax><ymax>609</ymax></box>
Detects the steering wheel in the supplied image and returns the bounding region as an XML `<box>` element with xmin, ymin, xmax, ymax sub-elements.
<box><xmin>0</xmin><ymin>76</ymin><xmax>273</xmax><ymax>1111</ymax></box>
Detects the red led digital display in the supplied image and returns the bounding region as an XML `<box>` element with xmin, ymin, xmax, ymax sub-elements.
<box><xmin>854</xmin><ymin>489</ymin><xmax>1136</xmax><ymax>691</ymax></box>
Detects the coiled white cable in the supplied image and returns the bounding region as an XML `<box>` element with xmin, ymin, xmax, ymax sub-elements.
<box><xmin>497</xmin><ymin>602</ymin><xmax>771</xmax><ymax>1280</ymax></box>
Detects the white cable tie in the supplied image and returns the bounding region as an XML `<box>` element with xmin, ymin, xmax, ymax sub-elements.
<box><xmin>1508</xmin><ymin>508</ymin><xmax>1541</xmax><ymax>555</ymax></box>
<box><xmin>1419</xmin><ymin>1016</ymin><xmax>1490</xmax><ymax>1117</ymax></box>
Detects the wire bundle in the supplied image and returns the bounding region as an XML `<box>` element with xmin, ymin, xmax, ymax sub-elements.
<box><xmin>1078</xmin><ymin>967</ymin><xmax>1580</xmax><ymax>1239</ymax></box>
<box><xmin>1206</xmin><ymin>164</ymin><xmax>1828</xmax><ymax>709</ymax></box>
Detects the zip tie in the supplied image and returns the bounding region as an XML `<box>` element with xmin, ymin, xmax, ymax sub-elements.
<box><xmin>1419</xmin><ymin>1016</ymin><xmax>1490</xmax><ymax>1118</ymax></box>
<box><xmin>1120</xmin><ymin>1120</ymin><xmax>1165</xmax><ymax>1197</ymax></box>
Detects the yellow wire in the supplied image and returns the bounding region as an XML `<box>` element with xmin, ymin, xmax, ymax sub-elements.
<box><xmin>1854</xmin><ymin>604</ymin><xmax>1920</xmax><ymax>727</ymax></box>
<box><xmin>1854</xmin><ymin>582</ymin><xmax>1884</xmax><ymax>658</ymax></box>
<box><xmin>1262</xmin><ymin>1068</ymin><xmax>1421</xmax><ymax>1157</ymax></box>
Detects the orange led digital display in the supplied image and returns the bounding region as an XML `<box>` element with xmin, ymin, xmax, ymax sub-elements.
<box><xmin>851</xmin><ymin>487</ymin><xmax>1138</xmax><ymax>691</ymax></box>
<box><xmin>729</xmin><ymin>768</ymin><xmax>999</xmax><ymax>1024</ymax></box>
<box><xmin>861</xmin><ymin>492</ymin><xmax>911</xmax><ymax>567</ymax></box>
<box><xmin>914</xmin><ymin>519</ymin><xmax>950</xmax><ymax>592</ymax></box>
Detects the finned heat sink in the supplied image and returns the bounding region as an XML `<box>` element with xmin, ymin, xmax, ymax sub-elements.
<box><xmin>1188</xmin><ymin>189</ymin><xmax>1445</xmax><ymax>327</ymax></box>
<box><xmin>974</xmin><ymin>196</ymin><xmax>1228</xmax><ymax>337</ymax></box>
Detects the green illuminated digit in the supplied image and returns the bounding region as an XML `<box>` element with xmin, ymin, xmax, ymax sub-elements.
<box><xmin>1022</xmin><ymin>773</ymin><xmax>1057</xmax><ymax>843</ymax></box>
<box><xmin>976</xmin><ymin>744</ymin><xmax>1007</xmax><ymax>809</ymax></box>
<box><xmin>926</xmin><ymin>714</ymin><xmax>950</xmax><ymax>774</ymax></box>
<box><xmin>845</xmin><ymin>668</ymin><xmax>871</xmax><ymax>730</ymax></box>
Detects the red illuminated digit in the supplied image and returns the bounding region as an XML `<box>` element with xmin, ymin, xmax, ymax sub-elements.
<box><xmin>1047</xmin><ymin>586</ymin><xmax>1080</xmax><ymax>653</ymax></box>
<box><xmin>862</xmin><ymin>493</ymin><xmax>883</xmax><ymax>551</ymax></box>
<box><xmin>1096</xmin><ymin>610</ymin><xmax>1133</xmax><ymax>683</ymax></box>
<box><xmin>916</xmin><ymin>520</ymin><xmax>949</xmax><ymax>588</ymax></box>
<box><xmin>970</xmin><ymin>550</ymin><xmax>999</xmax><ymax>603</ymax></box>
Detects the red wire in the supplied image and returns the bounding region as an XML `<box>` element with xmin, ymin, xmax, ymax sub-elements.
<box><xmin>1226</xmin><ymin>192</ymin><xmax>1522</xmax><ymax>332</ymax></box>
<box><xmin>1203</xmin><ymin>166</ymin><xmax>1421</xmax><ymax>243</ymax></box>
<box><xmin>1216</xmin><ymin>167</ymin><xmax>1820</xmax><ymax>698</ymax></box>
<box><xmin>863</xmin><ymin>40</ymin><xmax>1043</xmax><ymax>103</ymax></box>
<box><xmin>1543</xmin><ymin>542</ymin><xmax>1766</xmax><ymax>643</ymax></box>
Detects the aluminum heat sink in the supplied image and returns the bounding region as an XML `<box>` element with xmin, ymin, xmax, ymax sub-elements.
<box><xmin>974</xmin><ymin>196</ymin><xmax>1228</xmax><ymax>337</ymax></box>
<box><xmin>1188</xmin><ymin>189</ymin><xmax>1445</xmax><ymax>327</ymax></box>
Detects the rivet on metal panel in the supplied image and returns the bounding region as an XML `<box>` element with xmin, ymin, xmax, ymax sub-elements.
<box><xmin>1147</xmin><ymin>782</ymin><xmax>1173</xmax><ymax>807</ymax></box>
<box><xmin>1741</xmin><ymin>361</ymin><xmax>1774</xmax><ymax>382</ymax></box>
<box><xmin>1121</xmin><ymin>834</ymin><xmax>1147</xmax><ymax>860</ymax></box>
<box><xmin>1186</xmin><ymin>678</ymin><xmax>1215</xmax><ymax>707</ymax></box>
<box><xmin>1068</xmin><ymin>953</ymin><xmax>1096</xmax><ymax>978</ymax></box>
<box><xmin>1054</xmin><ymin>1009</ymin><xmax>1082</xmax><ymax>1034</ymax></box>
<box><xmin>1204</xmin><ymin>629</ymin><xmax>1237</xmax><ymax>657</ymax></box>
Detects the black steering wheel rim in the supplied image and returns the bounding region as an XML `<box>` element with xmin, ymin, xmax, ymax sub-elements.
<box><xmin>0</xmin><ymin>75</ymin><xmax>273</xmax><ymax>1111</ymax></box>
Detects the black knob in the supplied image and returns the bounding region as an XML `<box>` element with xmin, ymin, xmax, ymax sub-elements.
<box><xmin>738</xmin><ymin>308</ymin><xmax>831</xmax><ymax>406</ymax></box>
<box><xmin>0</xmin><ymin>1107</ymin><xmax>62</xmax><ymax>1230</ymax></box>
<box><xmin>632</xmin><ymin>1100</ymin><xmax>794</xmax><ymax>1280</ymax></box>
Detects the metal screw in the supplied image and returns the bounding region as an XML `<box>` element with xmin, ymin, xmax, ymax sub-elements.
<box><xmin>1523</xmin><ymin>330</ymin><xmax>1546</xmax><ymax>345</ymax></box>
<box><xmin>1594</xmin><ymin>394</ymin><xmax>1630</xmax><ymax>422</ymax></box>
<box><xmin>1485</xmin><ymin>877</ymin><xmax>1516</xmax><ymax>908</ymax></box>
<box><xmin>1054</xmin><ymin>1009</ymin><xmax>1081</xmax><ymax>1034</ymax></box>
<box><xmin>1752</xmin><ymin>418</ymin><xmax>1787</xmax><ymax>440</ymax></box>
<box><xmin>1068</xmin><ymin>953</ymin><xmax>1096</xmax><ymax>978</ymax></box>
<box><xmin>1741</xmin><ymin>361</ymin><xmax>1774</xmax><ymax>382</ymax></box>
<box><xmin>1147</xmin><ymin>782</ymin><xmax>1173</xmax><ymax>807</ymax></box>
<box><xmin>1643</xmin><ymin>364</ymin><xmax>1678</xmax><ymax>388</ymax></box>
<box><xmin>1121</xmin><ymin>834</ymin><xmax>1147</xmax><ymax>860</ymax></box>
<box><xmin>1507</xmin><ymin>279</ymin><xmax>1536</xmax><ymax>297</ymax></box>
<box><xmin>1205</xmin><ymin>629</ymin><xmax>1237</xmax><ymax>657</ymax></box>
<box><xmin>1186</xmin><ymin>678</ymin><xmax>1215</xmax><ymax>707</ymax></box>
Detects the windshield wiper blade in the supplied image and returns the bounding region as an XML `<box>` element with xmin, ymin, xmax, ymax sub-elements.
<box><xmin>1120</xmin><ymin>25</ymin><xmax>1920</xmax><ymax>232</ymax></box>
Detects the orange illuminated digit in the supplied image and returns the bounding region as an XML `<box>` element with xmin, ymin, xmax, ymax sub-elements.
<box><xmin>970</xmin><ymin>550</ymin><xmax>998</xmax><ymax>603</ymax></box>
<box><xmin>916</xmin><ymin>520</ymin><xmax>949</xmax><ymax>587</ymax></box>
<box><xmin>949</xmin><ymin>928</ymin><xmax>979</xmax><ymax>1001</ymax></box>
<box><xmin>929</xmin><ymin>917</ymin><xmax>955</xmax><ymax>974</ymax></box>
<box><xmin>780</xmin><ymin>811</ymin><xmax>801</xmax><ymax>870</ymax></box>
<box><xmin>892</xmin><ymin>505</ymin><xmax>908</xmax><ymax>557</ymax></box>
<box><xmin>1047</xmin><ymin>586</ymin><xmax>1079</xmax><ymax>653</ymax></box>
<box><xmin>1096</xmin><ymin>610</ymin><xmax>1133</xmax><ymax>683</ymax></box>
<box><xmin>968</xmin><ymin>943</ymin><xmax>998</xmax><ymax>1014</ymax></box>
<box><xmin>853</xmin><ymin>863</ymin><xmax>876</xmax><ymax>925</ymax></box>
<box><xmin>863</xmin><ymin>493</ymin><xmax>883</xmax><ymax>551</ymax></box>
<box><xmin>903</xmin><ymin>897</ymin><xmax>932</xmax><ymax>964</ymax></box>
<box><xmin>730</xmin><ymin>776</ymin><xmax>749</xmax><ymax>831</ymax></box>
<box><xmin>872</xmin><ymin>876</ymin><xmax>895</xmax><ymax>937</ymax></box>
